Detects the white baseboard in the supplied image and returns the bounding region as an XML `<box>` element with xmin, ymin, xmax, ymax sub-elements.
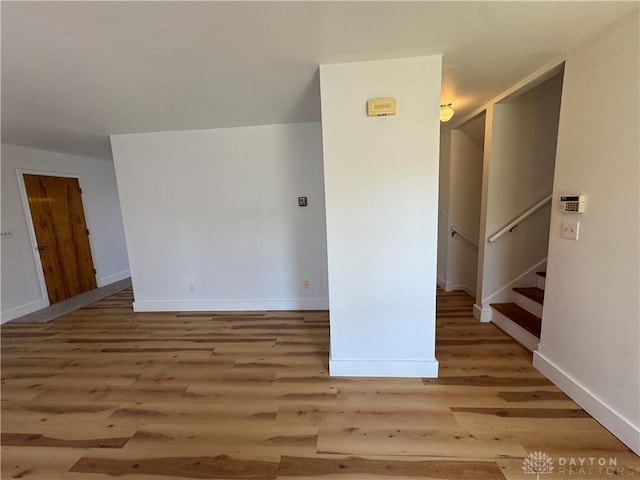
<box><xmin>329</xmin><ymin>356</ymin><xmax>439</xmax><ymax>378</ymax></box>
<box><xmin>97</xmin><ymin>269</ymin><xmax>131</xmax><ymax>288</ymax></box>
<box><xmin>491</xmin><ymin>309</ymin><xmax>539</xmax><ymax>351</ymax></box>
<box><xmin>438</xmin><ymin>278</ymin><xmax>475</xmax><ymax>297</ymax></box>
<box><xmin>1</xmin><ymin>298</ymin><xmax>49</xmax><ymax>324</ymax></box>
<box><xmin>533</xmin><ymin>350</ymin><xmax>640</xmax><ymax>456</ymax></box>
<box><xmin>133</xmin><ymin>297</ymin><xmax>329</xmax><ymax>312</ymax></box>
<box><xmin>473</xmin><ymin>303</ymin><xmax>492</xmax><ymax>322</ymax></box>
<box><xmin>454</xmin><ymin>284</ymin><xmax>476</xmax><ymax>298</ymax></box>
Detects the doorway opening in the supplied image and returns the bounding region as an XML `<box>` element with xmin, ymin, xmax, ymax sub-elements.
<box><xmin>445</xmin><ymin>113</ymin><xmax>485</xmax><ymax>298</ymax></box>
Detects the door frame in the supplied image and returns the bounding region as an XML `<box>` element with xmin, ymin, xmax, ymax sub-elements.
<box><xmin>16</xmin><ymin>168</ymin><xmax>99</xmax><ymax>306</ymax></box>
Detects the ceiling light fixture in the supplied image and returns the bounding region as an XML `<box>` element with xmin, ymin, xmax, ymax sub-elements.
<box><xmin>440</xmin><ymin>103</ymin><xmax>454</xmax><ymax>122</ymax></box>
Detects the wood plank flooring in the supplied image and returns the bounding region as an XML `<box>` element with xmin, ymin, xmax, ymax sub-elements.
<box><xmin>2</xmin><ymin>289</ymin><xmax>638</xmax><ymax>479</ymax></box>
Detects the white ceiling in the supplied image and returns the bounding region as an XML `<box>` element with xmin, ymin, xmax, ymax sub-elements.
<box><xmin>2</xmin><ymin>1</ymin><xmax>637</xmax><ymax>161</ymax></box>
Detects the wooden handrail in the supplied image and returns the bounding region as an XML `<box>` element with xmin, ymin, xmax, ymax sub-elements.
<box><xmin>451</xmin><ymin>226</ymin><xmax>479</xmax><ymax>248</ymax></box>
<box><xmin>488</xmin><ymin>194</ymin><xmax>552</xmax><ymax>243</ymax></box>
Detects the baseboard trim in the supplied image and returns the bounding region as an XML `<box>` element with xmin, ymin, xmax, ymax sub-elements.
<box><xmin>1</xmin><ymin>298</ymin><xmax>49</xmax><ymax>324</ymax></box>
<box><xmin>473</xmin><ymin>303</ymin><xmax>492</xmax><ymax>322</ymax></box>
<box><xmin>533</xmin><ymin>350</ymin><xmax>640</xmax><ymax>456</ymax></box>
<box><xmin>133</xmin><ymin>298</ymin><xmax>329</xmax><ymax>312</ymax></box>
<box><xmin>329</xmin><ymin>357</ymin><xmax>439</xmax><ymax>378</ymax></box>
<box><xmin>98</xmin><ymin>269</ymin><xmax>131</xmax><ymax>288</ymax></box>
<box><xmin>439</xmin><ymin>278</ymin><xmax>475</xmax><ymax>297</ymax></box>
<box><xmin>453</xmin><ymin>284</ymin><xmax>476</xmax><ymax>298</ymax></box>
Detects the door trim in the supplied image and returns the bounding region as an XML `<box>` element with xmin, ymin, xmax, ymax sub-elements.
<box><xmin>16</xmin><ymin>168</ymin><xmax>99</xmax><ymax>305</ymax></box>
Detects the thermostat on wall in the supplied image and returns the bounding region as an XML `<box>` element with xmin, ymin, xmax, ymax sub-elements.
<box><xmin>560</xmin><ymin>194</ymin><xmax>585</xmax><ymax>213</ymax></box>
<box><xmin>367</xmin><ymin>98</ymin><xmax>396</xmax><ymax>117</ymax></box>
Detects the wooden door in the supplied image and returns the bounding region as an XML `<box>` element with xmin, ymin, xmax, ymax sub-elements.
<box><xmin>24</xmin><ymin>174</ymin><xmax>97</xmax><ymax>303</ymax></box>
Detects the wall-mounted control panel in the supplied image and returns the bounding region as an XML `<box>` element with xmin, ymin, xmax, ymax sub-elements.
<box><xmin>367</xmin><ymin>98</ymin><xmax>396</xmax><ymax>117</ymax></box>
<box><xmin>560</xmin><ymin>194</ymin><xmax>585</xmax><ymax>213</ymax></box>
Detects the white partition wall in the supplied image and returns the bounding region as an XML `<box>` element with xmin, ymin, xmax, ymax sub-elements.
<box><xmin>534</xmin><ymin>12</ymin><xmax>640</xmax><ymax>455</ymax></box>
<box><xmin>319</xmin><ymin>56</ymin><xmax>442</xmax><ymax>377</ymax></box>
<box><xmin>111</xmin><ymin>123</ymin><xmax>329</xmax><ymax>312</ymax></box>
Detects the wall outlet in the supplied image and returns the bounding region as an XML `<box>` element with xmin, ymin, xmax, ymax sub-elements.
<box><xmin>561</xmin><ymin>220</ymin><xmax>580</xmax><ymax>240</ymax></box>
<box><xmin>303</xmin><ymin>280</ymin><xmax>310</xmax><ymax>289</ymax></box>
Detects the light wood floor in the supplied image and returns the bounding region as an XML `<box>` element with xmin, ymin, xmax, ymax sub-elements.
<box><xmin>2</xmin><ymin>289</ymin><xmax>638</xmax><ymax>479</ymax></box>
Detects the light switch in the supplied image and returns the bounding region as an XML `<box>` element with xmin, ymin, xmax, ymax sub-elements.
<box><xmin>561</xmin><ymin>220</ymin><xmax>580</xmax><ymax>240</ymax></box>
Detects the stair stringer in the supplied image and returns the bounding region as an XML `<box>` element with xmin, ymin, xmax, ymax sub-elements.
<box><xmin>473</xmin><ymin>258</ymin><xmax>547</xmax><ymax>322</ymax></box>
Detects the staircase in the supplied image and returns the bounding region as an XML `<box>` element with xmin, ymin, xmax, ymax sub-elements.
<box><xmin>490</xmin><ymin>272</ymin><xmax>545</xmax><ymax>351</ymax></box>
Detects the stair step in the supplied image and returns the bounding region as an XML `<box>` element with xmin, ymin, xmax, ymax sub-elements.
<box><xmin>491</xmin><ymin>303</ymin><xmax>541</xmax><ymax>337</ymax></box>
<box><xmin>536</xmin><ymin>271</ymin><xmax>547</xmax><ymax>278</ymax></box>
<box><xmin>513</xmin><ymin>287</ymin><xmax>544</xmax><ymax>305</ymax></box>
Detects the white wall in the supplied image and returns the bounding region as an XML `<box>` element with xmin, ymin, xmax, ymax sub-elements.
<box><xmin>437</xmin><ymin>127</ymin><xmax>451</xmax><ymax>290</ymax></box>
<box><xmin>446</xmin><ymin>128</ymin><xmax>483</xmax><ymax>296</ymax></box>
<box><xmin>476</xmin><ymin>73</ymin><xmax>563</xmax><ymax>312</ymax></box>
<box><xmin>110</xmin><ymin>122</ymin><xmax>328</xmax><ymax>312</ymax></box>
<box><xmin>534</xmin><ymin>12</ymin><xmax>640</xmax><ymax>455</ymax></box>
<box><xmin>319</xmin><ymin>56</ymin><xmax>442</xmax><ymax>377</ymax></box>
<box><xmin>1</xmin><ymin>144</ymin><xmax>130</xmax><ymax>322</ymax></box>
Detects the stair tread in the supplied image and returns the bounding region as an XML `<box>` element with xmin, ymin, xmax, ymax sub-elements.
<box><xmin>536</xmin><ymin>271</ymin><xmax>547</xmax><ymax>277</ymax></box>
<box><xmin>491</xmin><ymin>302</ymin><xmax>541</xmax><ymax>337</ymax></box>
<box><xmin>513</xmin><ymin>286</ymin><xmax>544</xmax><ymax>304</ymax></box>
